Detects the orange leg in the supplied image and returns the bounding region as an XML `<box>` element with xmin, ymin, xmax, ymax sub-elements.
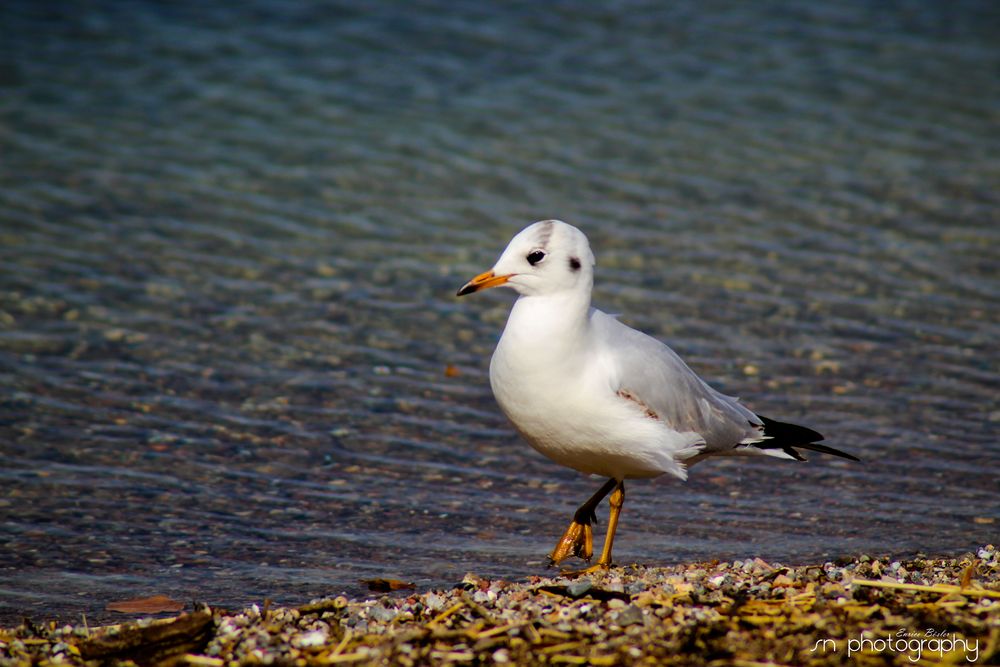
<box><xmin>548</xmin><ymin>478</ymin><xmax>617</xmax><ymax>566</ymax></box>
<box><xmin>594</xmin><ymin>481</ymin><xmax>625</xmax><ymax>568</ymax></box>
<box><xmin>561</xmin><ymin>481</ymin><xmax>625</xmax><ymax>576</ymax></box>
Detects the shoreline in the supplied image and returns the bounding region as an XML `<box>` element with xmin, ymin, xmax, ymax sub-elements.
<box><xmin>2</xmin><ymin>545</ymin><xmax>996</xmax><ymax>665</ymax></box>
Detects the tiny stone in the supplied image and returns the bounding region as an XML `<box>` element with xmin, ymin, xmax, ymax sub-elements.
<box><xmin>615</xmin><ymin>604</ymin><xmax>645</xmax><ymax>627</ymax></box>
<box><xmin>369</xmin><ymin>606</ymin><xmax>397</xmax><ymax>623</ymax></box>
<box><xmin>292</xmin><ymin>630</ymin><xmax>328</xmax><ymax>648</ymax></box>
<box><xmin>708</xmin><ymin>574</ymin><xmax>729</xmax><ymax>587</ymax></box>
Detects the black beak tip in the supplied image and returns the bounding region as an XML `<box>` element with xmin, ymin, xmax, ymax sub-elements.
<box><xmin>456</xmin><ymin>284</ymin><xmax>476</xmax><ymax>297</ymax></box>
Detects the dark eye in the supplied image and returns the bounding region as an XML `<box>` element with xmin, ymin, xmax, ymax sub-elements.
<box><xmin>527</xmin><ymin>250</ymin><xmax>546</xmax><ymax>266</ymax></box>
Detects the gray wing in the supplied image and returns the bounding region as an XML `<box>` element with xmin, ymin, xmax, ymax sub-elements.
<box><xmin>590</xmin><ymin>309</ymin><xmax>764</xmax><ymax>453</ymax></box>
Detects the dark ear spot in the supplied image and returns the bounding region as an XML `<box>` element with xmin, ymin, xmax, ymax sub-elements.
<box><xmin>569</xmin><ymin>257</ymin><xmax>581</xmax><ymax>271</ymax></box>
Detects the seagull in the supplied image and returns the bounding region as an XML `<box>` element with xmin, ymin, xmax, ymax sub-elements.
<box><xmin>457</xmin><ymin>220</ymin><xmax>859</xmax><ymax>571</ymax></box>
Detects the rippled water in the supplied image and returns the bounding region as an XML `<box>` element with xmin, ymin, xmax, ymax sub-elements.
<box><xmin>1</xmin><ymin>0</ymin><xmax>997</xmax><ymax>625</ymax></box>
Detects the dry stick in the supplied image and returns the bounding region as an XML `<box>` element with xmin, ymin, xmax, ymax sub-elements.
<box><xmin>851</xmin><ymin>578</ymin><xmax>1000</xmax><ymax>598</ymax></box>
<box><xmin>459</xmin><ymin>592</ymin><xmax>498</xmax><ymax>625</ymax></box>
<box><xmin>328</xmin><ymin>628</ymin><xmax>353</xmax><ymax>657</ymax></box>
<box><xmin>426</xmin><ymin>601</ymin><xmax>466</xmax><ymax>628</ymax></box>
<box><xmin>475</xmin><ymin>622</ymin><xmax>527</xmax><ymax>639</ymax></box>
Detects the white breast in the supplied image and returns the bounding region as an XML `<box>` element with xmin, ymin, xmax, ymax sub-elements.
<box><xmin>488</xmin><ymin>300</ymin><xmax>701</xmax><ymax>480</ymax></box>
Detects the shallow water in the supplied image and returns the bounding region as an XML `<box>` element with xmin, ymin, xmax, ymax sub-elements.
<box><xmin>1</xmin><ymin>0</ymin><xmax>997</xmax><ymax>625</ymax></box>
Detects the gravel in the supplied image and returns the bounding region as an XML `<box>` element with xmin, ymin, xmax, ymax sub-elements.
<box><xmin>1</xmin><ymin>545</ymin><xmax>997</xmax><ymax>665</ymax></box>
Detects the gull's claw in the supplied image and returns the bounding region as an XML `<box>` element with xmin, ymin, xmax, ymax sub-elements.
<box><xmin>548</xmin><ymin>520</ymin><xmax>593</xmax><ymax>565</ymax></box>
<box><xmin>559</xmin><ymin>561</ymin><xmax>612</xmax><ymax>577</ymax></box>
<box><xmin>550</xmin><ymin>478</ymin><xmax>618</xmax><ymax>566</ymax></box>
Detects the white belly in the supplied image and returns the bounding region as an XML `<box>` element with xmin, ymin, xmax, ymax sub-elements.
<box><xmin>489</xmin><ymin>341</ymin><xmax>699</xmax><ymax>480</ymax></box>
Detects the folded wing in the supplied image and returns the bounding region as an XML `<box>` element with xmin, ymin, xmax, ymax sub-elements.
<box><xmin>590</xmin><ymin>310</ymin><xmax>764</xmax><ymax>453</ymax></box>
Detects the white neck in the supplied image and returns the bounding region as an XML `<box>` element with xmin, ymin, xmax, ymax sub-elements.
<box><xmin>500</xmin><ymin>286</ymin><xmax>592</xmax><ymax>359</ymax></box>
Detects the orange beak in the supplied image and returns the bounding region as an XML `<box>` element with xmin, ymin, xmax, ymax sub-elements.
<box><xmin>456</xmin><ymin>270</ymin><xmax>511</xmax><ymax>296</ymax></box>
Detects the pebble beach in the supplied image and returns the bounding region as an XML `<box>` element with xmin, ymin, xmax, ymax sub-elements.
<box><xmin>2</xmin><ymin>545</ymin><xmax>996</xmax><ymax>666</ymax></box>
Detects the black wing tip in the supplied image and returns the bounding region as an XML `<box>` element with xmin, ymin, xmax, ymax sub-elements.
<box><xmin>758</xmin><ymin>415</ymin><xmax>824</xmax><ymax>444</ymax></box>
<box><xmin>792</xmin><ymin>442</ymin><xmax>862</xmax><ymax>462</ymax></box>
<box><xmin>757</xmin><ymin>415</ymin><xmax>860</xmax><ymax>462</ymax></box>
